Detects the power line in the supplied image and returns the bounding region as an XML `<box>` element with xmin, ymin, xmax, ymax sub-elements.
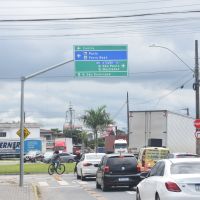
<box><xmin>0</xmin><ymin>0</ymin><xmax>180</xmax><ymax>9</ymax></box>
<box><xmin>1</xmin><ymin>10</ymin><xmax>200</xmax><ymax>22</ymax></box>
<box><xmin>1</xmin><ymin>3</ymin><xmax>200</xmax><ymax>17</ymax></box>
<box><xmin>112</xmin><ymin>101</ymin><xmax>127</xmax><ymax>119</ymax></box>
<box><xmin>132</xmin><ymin>76</ymin><xmax>194</xmax><ymax>106</ymax></box>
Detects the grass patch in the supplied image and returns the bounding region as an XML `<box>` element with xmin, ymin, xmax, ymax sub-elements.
<box><xmin>0</xmin><ymin>162</ymin><xmax>76</xmax><ymax>175</ymax></box>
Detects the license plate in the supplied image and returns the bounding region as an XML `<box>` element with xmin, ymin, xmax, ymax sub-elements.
<box><xmin>118</xmin><ymin>178</ymin><xmax>129</xmax><ymax>181</ymax></box>
<box><xmin>195</xmin><ymin>184</ymin><xmax>200</xmax><ymax>191</ymax></box>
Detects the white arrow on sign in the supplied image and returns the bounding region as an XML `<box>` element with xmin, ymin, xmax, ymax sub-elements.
<box><xmin>76</xmin><ymin>54</ymin><xmax>82</xmax><ymax>58</ymax></box>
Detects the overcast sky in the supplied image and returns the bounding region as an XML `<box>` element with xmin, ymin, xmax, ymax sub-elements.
<box><xmin>1</xmin><ymin>0</ymin><xmax>200</xmax><ymax>131</ymax></box>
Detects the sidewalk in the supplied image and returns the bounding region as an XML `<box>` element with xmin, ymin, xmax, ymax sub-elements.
<box><xmin>0</xmin><ymin>175</ymin><xmax>38</xmax><ymax>200</ymax></box>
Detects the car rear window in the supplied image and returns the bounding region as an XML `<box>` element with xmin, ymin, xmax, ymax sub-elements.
<box><xmin>171</xmin><ymin>162</ymin><xmax>200</xmax><ymax>174</ymax></box>
<box><xmin>176</xmin><ymin>154</ymin><xmax>198</xmax><ymax>158</ymax></box>
<box><xmin>107</xmin><ymin>156</ymin><xmax>138</xmax><ymax>173</ymax></box>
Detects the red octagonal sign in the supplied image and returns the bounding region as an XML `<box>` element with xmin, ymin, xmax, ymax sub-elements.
<box><xmin>194</xmin><ymin>119</ymin><xmax>200</xmax><ymax>129</ymax></box>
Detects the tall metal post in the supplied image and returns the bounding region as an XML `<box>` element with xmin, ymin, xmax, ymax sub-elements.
<box><xmin>19</xmin><ymin>59</ymin><xmax>73</xmax><ymax>186</ymax></box>
<box><xmin>20</xmin><ymin>77</ymin><xmax>25</xmax><ymax>187</ymax></box>
<box><xmin>195</xmin><ymin>40</ymin><xmax>200</xmax><ymax>154</ymax></box>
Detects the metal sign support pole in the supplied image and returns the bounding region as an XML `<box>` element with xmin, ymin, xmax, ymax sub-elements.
<box><xmin>20</xmin><ymin>77</ymin><xmax>25</xmax><ymax>187</ymax></box>
<box><xmin>19</xmin><ymin>59</ymin><xmax>73</xmax><ymax>186</ymax></box>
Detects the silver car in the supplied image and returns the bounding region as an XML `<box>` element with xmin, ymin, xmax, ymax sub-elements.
<box><xmin>42</xmin><ymin>151</ymin><xmax>54</xmax><ymax>163</ymax></box>
<box><xmin>76</xmin><ymin>153</ymin><xmax>105</xmax><ymax>181</ymax></box>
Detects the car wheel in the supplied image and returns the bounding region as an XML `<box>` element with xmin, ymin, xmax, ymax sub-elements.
<box><xmin>101</xmin><ymin>180</ymin><xmax>108</xmax><ymax>192</ymax></box>
<box><xmin>129</xmin><ymin>185</ymin><xmax>134</xmax><ymax>190</ymax></box>
<box><xmin>136</xmin><ymin>189</ymin><xmax>141</xmax><ymax>200</ymax></box>
<box><xmin>68</xmin><ymin>159</ymin><xmax>74</xmax><ymax>163</ymax></box>
<box><xmin>96</xmin><ymin>180</ymin><xmax>101</xmax><ymax>189</ymax></box>
<box><xmin>76</xmin><ymin>171</ymin><xmax>81</xmax><ymax>179</ymax></box>
<box><xmin>81</xmin><ymin>171</ymin><xmax>85</xmax><ymax>181</ymax></box>
<box><xmin>155</xmin><ymin>193</ymin><xmax>160</xmax><ymax>200</ymax></box>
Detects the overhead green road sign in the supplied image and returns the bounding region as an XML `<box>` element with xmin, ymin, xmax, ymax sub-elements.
<box><xmin>74</xmin><ymin>45</ymin><xmax>128</xmax><ymax>77</ymax></box>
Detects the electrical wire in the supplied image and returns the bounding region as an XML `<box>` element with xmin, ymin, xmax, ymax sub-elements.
<box><xmin>0</xmin><ymin>0</ymin><xmax>183</xmax><ymax>9</ymax></box>
<box><xmin>1</xmin><ymin>3</ymin><xmax>200</xmax><ymax>17</ymax></box>
<box><xmin>1</xmin><ymin>10</ymin><xmax>200</xmax><ymax>22</ymax></box>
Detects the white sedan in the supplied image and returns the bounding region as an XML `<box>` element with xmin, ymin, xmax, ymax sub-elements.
<box><xmin>136</xmin><ymin>158</ymin><xmax>200</xmax><ymax>200</ymax></box>
<box><xmin>76</xmin><ymin>153</ymin><xmax>105</xmax><ymax>181</ymax></box>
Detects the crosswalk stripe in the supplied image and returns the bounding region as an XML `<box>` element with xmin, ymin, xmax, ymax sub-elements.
<box><xmin>38</xmin><ymin>181</ymin><xmax>49</xmax><ymax>186</ymax></box>
<box><xmin>57</xmin><ymin>180</ymin><xmax>69</xmax><ymax>186</ymax></box>
<box><xmin>127</xmin><ymin>191</ymin><xmax>135</xmax><ymax>195</ymax></box>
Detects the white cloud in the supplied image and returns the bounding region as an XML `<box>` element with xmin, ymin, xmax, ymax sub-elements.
<box><xmin>0</xmin><ymin>0</ymin><xmax>199</xmax><ymax>130</ymax></box>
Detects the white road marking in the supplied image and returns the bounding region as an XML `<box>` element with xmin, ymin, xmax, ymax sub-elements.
<box><xmin>76</xmin><ymin>180</ymin><xmax>88</xmax><ymax>185</ymax></box>
<box><xmin>57</xmin><ymin>180</ymin><xmax>69</xmax><ymax>186</ymax></box>
<box><xmin>126</xmin><ymin>191</ymin><xmax>135</xmax><ymax>195</ymax></box>
<box><xmin>38</xmin><ymin>181</ymin><xmax>49</xmax><ymax>186</ymax></box>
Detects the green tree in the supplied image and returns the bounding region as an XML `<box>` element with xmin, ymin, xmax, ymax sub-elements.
<box><xmin>80</xmin><ymin>131</ymin><xmax>88</xmax><ymax>147</ymax></box>
<box><xmin>81</xmin><ymin>105</ymin><xmax>114</xmax><ymax>152</ymax></box>
<box><xmin>63</xmin><ymin>129</ymin><xmax>82</xmax><ymax>144</ymax></box>
<box><xmin>51</xmin><ymin>128</ymin><xmax>62</xmax><ymax>133</ymax></box>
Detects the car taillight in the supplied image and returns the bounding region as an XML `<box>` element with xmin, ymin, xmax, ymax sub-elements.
<box><xmin>165</xmin><ymin>181</ymin><xmax>181</xmax><ymax>192</ymax></box>
<box><xmin>136</xmin><ymin>165</ymin><xmax>141</xmax><ymax>173</ymax></box>
<box><xmin>103</xmin><ymin>166</ymin><xmax>110</xmax><ymax>173</ymax></box>
<box><xmin>83</xmin><ymin>162</ymin><xmax>92</xmax><ymax>166</ymax></box>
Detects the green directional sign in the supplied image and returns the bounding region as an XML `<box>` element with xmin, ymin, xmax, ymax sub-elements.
<box><xmin>74</xmin><ymin>45</ymin><xmax>128</xmax><ymax>77</ymax></box>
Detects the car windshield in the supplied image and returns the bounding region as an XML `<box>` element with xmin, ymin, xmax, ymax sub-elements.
<box><xmin>171</xmin><ymin>162</ymin><xmax>200</xmax><ymax>174</ymax></box>
<box><xmin>86</xmin><ymin>154</ymin><xmax>104</xmax><ymax>160</ymax></box>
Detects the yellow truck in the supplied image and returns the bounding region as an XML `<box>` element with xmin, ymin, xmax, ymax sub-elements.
<box><xmin>137</xmin><ymin>147</ymin><xmax>169</xmax><ymax>172</ymax></box>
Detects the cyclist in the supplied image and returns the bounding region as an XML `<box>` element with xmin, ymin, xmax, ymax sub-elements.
<box><xmin>52</xmin><ymin>150</ymin><xmax>60</xmax><ymax>169</ymax></box>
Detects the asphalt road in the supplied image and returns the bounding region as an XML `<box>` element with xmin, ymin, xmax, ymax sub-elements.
<box><xmin>24</xmin><ymin>174</ymin><xmax>137</xmax><ymax>200</ymax></box>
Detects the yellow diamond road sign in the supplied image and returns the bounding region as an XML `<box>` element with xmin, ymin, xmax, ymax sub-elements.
<box><xmin>16</xmin><ymin>127</ymin><xmax>30</xmax><ymax>139</ymax></box>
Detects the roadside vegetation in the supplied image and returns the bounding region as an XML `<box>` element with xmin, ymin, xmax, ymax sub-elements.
<box><xmin>0</xmin><ymin>162</ymin><xmax>76</xmax><ymax>175</ymax></box>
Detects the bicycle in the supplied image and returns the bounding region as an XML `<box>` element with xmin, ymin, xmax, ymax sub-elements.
<box><xmin>48</xmin><ymin>162</ymin><xmax>65</xmax><ymax>175</ymax></box>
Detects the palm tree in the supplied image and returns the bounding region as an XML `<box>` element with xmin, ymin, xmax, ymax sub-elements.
<box><xmin>82</xmin><ymin>105</ymin><xmax>114</xmax><ymax>152</ymax></box>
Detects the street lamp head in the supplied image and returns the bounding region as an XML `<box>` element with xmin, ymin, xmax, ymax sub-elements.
<box><xmin>148</xmin><ymin>44</ymin><xmax>194</xmax><ymax>72</ymax></box>
<box><xmin>149</xmin><ymin>44</ymin><xmax>156</xmax><ymax>47</ymax></box>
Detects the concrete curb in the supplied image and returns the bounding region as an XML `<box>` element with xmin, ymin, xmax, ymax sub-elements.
<box><xmin>32</xmin><ymin>184</ymin><xmax>40</xmax><ymax>200</ymax></box>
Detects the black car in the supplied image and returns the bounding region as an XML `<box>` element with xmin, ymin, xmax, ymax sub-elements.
<box><xmin>96</xmin><ymin>153</ymin><xmax>140</xmax><ymax>191</ymax></box>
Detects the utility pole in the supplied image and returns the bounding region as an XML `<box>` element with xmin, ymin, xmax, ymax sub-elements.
<box><xmin>194</xmin><ymin>40</ymin><xmax>200</xmax><ymax>155</ymax></box>
<box><xmin>69</xmin><ymin>103</ymin><xmax>74</xmax><ymax>130</ymax></box>
<box><xmin>127</xmin><ymin>92</ymin><xmax>129</xmax><ymax>147</ymax></box>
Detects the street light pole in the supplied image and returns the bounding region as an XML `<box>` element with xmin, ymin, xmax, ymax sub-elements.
<box><xmin>19</xmin><ymin>59</ymin><xmax>73</xmax><ymax>186</ymax></box>
<box><xmin>149</xmin><ymin>44</ymin><xmax>194</xmax><ymax>72</ymax></box>
<box><xmin>150</xmin><ymin>41</ymin><xmax>200</xmax><ymax>155</ymax></box>
<box><xmin>194</xmin><ymin>40</ymin><xmax>200</xmax><ymax>154</ymax></box>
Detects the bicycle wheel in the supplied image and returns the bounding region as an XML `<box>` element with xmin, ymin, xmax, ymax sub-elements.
<box><xmin>56</xmin><ymin>164</ymin><xmax>65</xmax><ymax>175</ymax></box>
<box><xmin>48</xmin><ymin>164</ymin><xmax>55</xmax><ymax>175</ymax></box>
